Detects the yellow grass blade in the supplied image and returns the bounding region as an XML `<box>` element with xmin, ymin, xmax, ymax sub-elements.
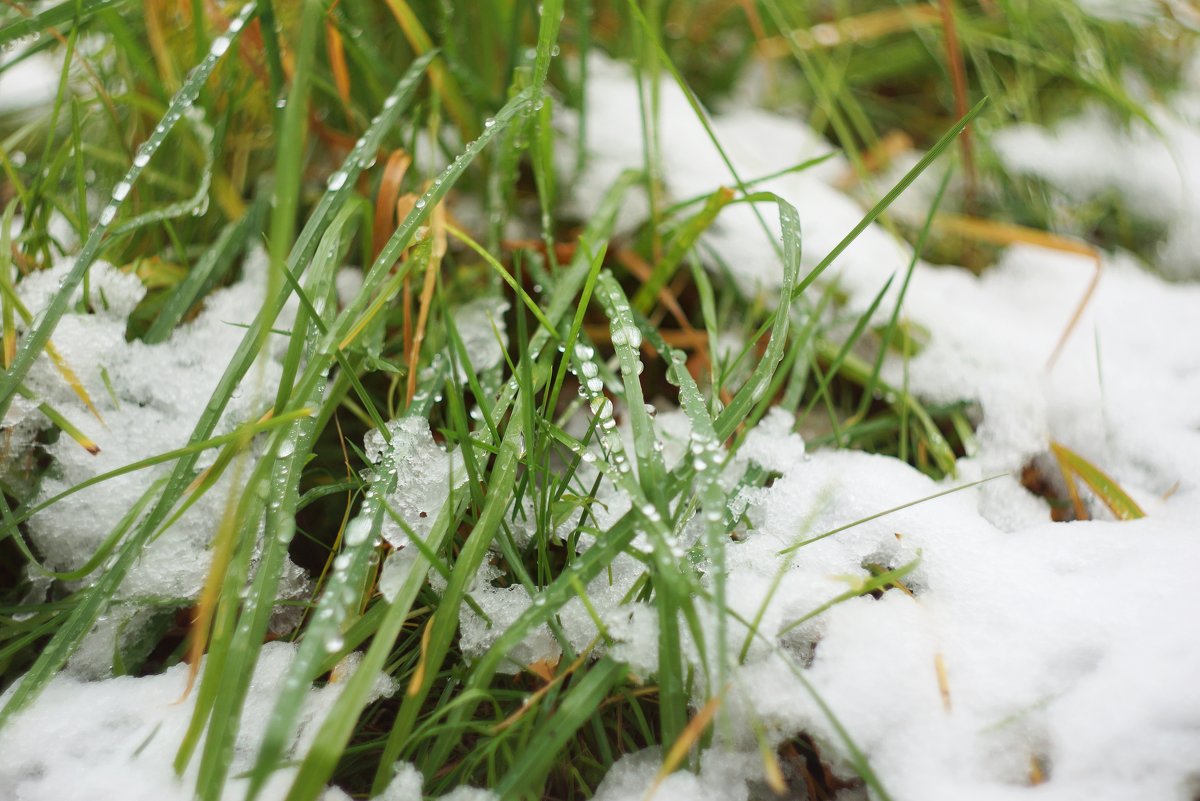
<box><xmin>407</xmin><ymin>613</ymin><xmax>436</xmax><ymax>697</ymax></box>
<box><xmin>1049</xmin><ymin>441</ymin><xmax>1146</xmax><ymax>521</ymax></box>
<box><xmin>757</xmin><ymin>5</ymin><xmax>940</xmax><ymax>57</ymax></box>
<box><xmin>381</xmin><ymin>0</ymin><xmax>475</xmax><ymax>138</ymax></box>
<box><xmin>645</xmin><ymin>695</ymin><xmax>722</xmax><ymax>801</ymax></box>
<box><xmin>934</xmin><ymin>652</ymin><xmax>952</xmax><ymax>712</ymax></box>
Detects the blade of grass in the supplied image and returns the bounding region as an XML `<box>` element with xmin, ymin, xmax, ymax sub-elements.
<box><xmin>1049</xmin><ymin>441</ymin><xmax>1145</xmax><ymax>520</ymax></box>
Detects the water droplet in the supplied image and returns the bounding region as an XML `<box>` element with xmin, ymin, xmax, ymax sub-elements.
<box><xmin>327</xmin><ymin>171</ymin><xmax>348</xmax><ymax>191</ymax></box>
<box><xmin>277</xmin><ymin>439</ymin><xmax>296</xmax><ymax>458</ymax></box>
<box><xmin>483</xmin><ymin>117</ymin><xmax>496</xmax><ymax>129</ymax></box>
<box><xmin>414</xmin><ymin>197</ymin><xmax>427</xmax><ymax>209</ymax></box>
<box><xmin>133</xmin><ymin>151</ymin><xmax>150</xmax><ymax>168</ymax></box>
<box><xmin>324</xmin><ymin>634</ymin><xmax>345</xmax><ymax>653</ymax></box>
<box><xmin>211</xmin><ymin>36</ymin><xmax>231</xmax><ymax>57</ymax></box>
<box><xmin>345</xmin><ymin>517</ymin><xmax>372</xmax><ymax>546</ymax></box>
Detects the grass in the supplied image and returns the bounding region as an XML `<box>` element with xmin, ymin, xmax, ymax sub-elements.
<box><xmin>0</xmin><ymin>1</ymin><xmax>1192</xmax><ymax>799</ymax></box>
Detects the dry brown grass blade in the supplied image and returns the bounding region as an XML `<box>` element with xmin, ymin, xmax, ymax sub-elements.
<box><xmin>177</xmin><ymin>451</ymin><xmax>253</xmax><ymax>702</ymax></box>
<box><xmin>373</xmin><ymin>150</ymin><xmax>412</xmax><ymax>258</ymax></box>
<box><xmin>325</xmin><ymin>18</ymin><xmax>352</xmax><ymax>112</ymax></box>
<box><xmin>645</xmin><ymin>695</ymin><xmax>723</xmax><ymax>801</ymax></box>
<box><xmin>144</xmin><ymin>0</ymin><xmax>181</xmax><ymax>88</ymax></box>
<box><xmin>381</xmin><ymin>0</ymin><xmax>475</xmax><ymax>138</ymax></box>
<box><xmin>500</xmin><ymin>237</ymin><xmax>579</xmax><ymax>264</ymax></box>
<box><xmin>934</xmin><ymin>214</ymin><xmax>1102</xmax><ymax>370</ymax></box>
<box><xmin>757</xmin><ymin>5</ymin><xmax>940</xmax><ymax>57</ymax></box>
<box><xmin>407</xmin><ymin>612</ymin><xmax>436</xmax><ymax>696</ymax></box>
<box><xmin>937</xmin><ymin>0</ymin><xmax>976</xmax><ymax>206</ymax></box>
<box><xmin>615</xmin><ymin>248</ymin><xmax>695</xmax><ymax>334</ymax></box>
<box><xmin>934</xmin><ymin>652</ymin><xmax>952</xmax><ymax>712</ymax></box>
<box><xmin>491</xmin><ymin>646</ymin><xmax>595</xmax><ymax>734</ymax></box>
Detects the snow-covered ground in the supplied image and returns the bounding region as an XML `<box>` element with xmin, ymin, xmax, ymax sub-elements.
<box><xmin>558</xmin><ymin>55</ymin><xmax>1200</xmax><ymax>801</ymax></box>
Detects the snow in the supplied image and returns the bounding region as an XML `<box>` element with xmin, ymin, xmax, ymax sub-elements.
<box><xmin>591</xmin><ymin>748</ymin><xmax>758</xmax><ymax>801</ymax></box>
<box><xmin>556</xmin><ymin>55</ymin><xmax>1200</xmax><ymax>801</ymax></box>
<box><xmin>6</xmin><ymin>251</ymin><xmax>309</xmax><ymax>608</ymax></box>
<box><xmin>363</xmin><ymin>416</ymin><xmax>466</xmax><ymax>549</ymax></box>
<box><xmin>0</xmin><ymin>47</ymin><xmax>63</xmax><ymax>115</ymax></box>
<box><xmin>994</xmin><ymin>101</ymin><xmax>1200</xmax><ymax>280</ymax></box>
<box><xmin>0</xmin><ymin>642</ymin><xmax>392</xmax><ymax>801</ymax></box>
<box><xmin>451</xmin><ymin>296</ymin><xmax>509</xmax><ymax>377</ymax></box>
<box><xmin>0</xmin><ymin>248</ymin><xmax>311</xmax><ymax>677</ymax></box>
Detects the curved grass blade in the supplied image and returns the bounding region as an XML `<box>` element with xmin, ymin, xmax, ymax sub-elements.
<box><xmin>1049</xmin><ymin>441</ymin><xmax>1145</xmax><ymax>520</ymax></box>
<box><xmin>109</xmin><ymin>107</ymin><xmax>217</xmax><ymax>237</ymax></box>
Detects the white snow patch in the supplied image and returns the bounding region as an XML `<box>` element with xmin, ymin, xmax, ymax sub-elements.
<box><xmin>451</xmin><ymin>296</ymin><xmax>509</xmax><ymax>377</ymax></box>
<box><xmin>364</xmin><ymin>416</ymin><xmax>467</xmax><ymax>549</ymax></box>
<box><xmin>4</xmin><ymin>252</ymin><xmax>309</xmax><ymax>611</ymax></box>
<box><xmin>0</xmin><ymin>642</ymin><xmax>389</xmax><ymax>801</ymax></box>
<box><xmin>559</xmin><ymin>54</ymin><xmax>1200</xmax><ymax>801</ymax></box>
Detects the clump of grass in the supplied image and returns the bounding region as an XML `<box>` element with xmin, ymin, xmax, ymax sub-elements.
<box><xmin>0</xmin><ymin>1</ymin><xmax>1192</xmax><ymax>799</ymax></box>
